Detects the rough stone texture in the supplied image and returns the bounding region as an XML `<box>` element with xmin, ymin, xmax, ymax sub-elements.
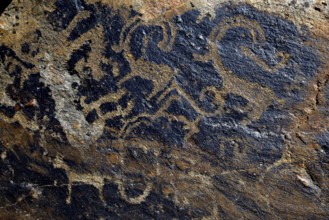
<box><xmin>0</xmin><ymin>0</ymin><xmax>328</xmax><ymax>219</ymax></box>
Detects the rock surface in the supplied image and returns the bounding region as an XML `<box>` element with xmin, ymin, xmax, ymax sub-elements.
<box><xmin>0</xmin><ymin>0</ymin><xmax>329</xmax><ymax>219</ymax></box>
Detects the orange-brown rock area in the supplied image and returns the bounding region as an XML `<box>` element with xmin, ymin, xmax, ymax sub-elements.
<box><xmin>0</xmin><ymin>0</ymin><xmax>329</xmax><ymax>219</ymax></box>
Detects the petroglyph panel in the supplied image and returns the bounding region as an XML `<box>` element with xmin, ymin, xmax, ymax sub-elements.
<box><xmin>0</xmin><ymin>0</ymin><xmax>329</xmax><ymax>219</ymax></box>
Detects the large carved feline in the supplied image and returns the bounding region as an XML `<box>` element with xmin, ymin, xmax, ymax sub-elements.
<box><xmin>0</xmin><ymin>1</ymin><xmax>323</xmax><ymax>219</ymax></box>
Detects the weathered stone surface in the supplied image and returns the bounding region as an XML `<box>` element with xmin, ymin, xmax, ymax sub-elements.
<box><xmin>0</xmin><ymin>0</ymin><xmax>328</xmax><ymax>219</ymax></box>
